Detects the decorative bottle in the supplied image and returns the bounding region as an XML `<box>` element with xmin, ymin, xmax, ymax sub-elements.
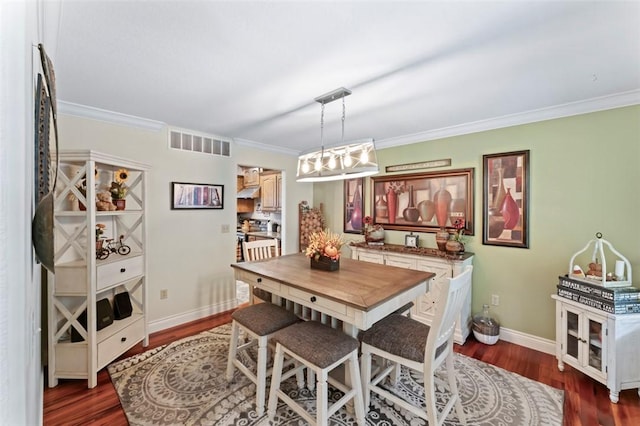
<box><xmin>472</xmin><ymin>304</ymin><xmax>500</xmax><ymax>345</ymax></box>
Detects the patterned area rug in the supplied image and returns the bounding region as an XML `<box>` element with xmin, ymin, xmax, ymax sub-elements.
<box><xmin>108</xmin><ymin>324</ymin><xmax>563</xmax><ymax>425</ymax></box>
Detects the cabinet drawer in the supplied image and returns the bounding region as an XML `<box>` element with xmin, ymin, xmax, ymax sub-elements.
<box><xmin>238</xmin><ymin>272</ymin><xmax>281</xmax><ymax>293</ymax></box>
<box><xmin>97</xmin><ymin>256</ymin><xmax>143</xmax><ymax>291</ymax></box>
<box><xmin>357</xmin><ymin>252</ymin><xmax>384</xmax><ymax>264</ymax></box>
<box><xmin>287</xmin><ymin>287</ymin><xmax>347</xmax><ymax>317</ymax></box>
<box><xmin>97</xmin><ymin>316</ymin><xmax>144</xmax><ymax>369</ymax></box>
<box><xmin>385</xmin><ymin>255</ymin><xmax>416</xmax><ymax>269</ymax></box>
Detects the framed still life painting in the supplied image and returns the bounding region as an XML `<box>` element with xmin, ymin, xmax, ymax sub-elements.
<box><xmin>344</xmin><ymin>177</ymin><xmax>364</xmax><ymax>233</ymax></box>
<box><xmin>482</xmin><ymin>150</ymin><xmax>530</xmax><ymax>248</ymax></box>
<box><xmin>370</xmin><ymin>168</ymin><xmax>474</xmax><ymax>236</ymax></box>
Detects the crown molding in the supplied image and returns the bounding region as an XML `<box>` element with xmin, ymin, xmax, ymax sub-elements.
<box><xmin>58</xmin><ymin>101</ymin><xmax>166</xmax><ymax>131</ymax></box>
<box><xmin>376</xmin><ymin>90</ymin><xmax>640</xmax><ymax>149</ymax></box>
<box><xmin>59</xmin><ymin>90</ymin><xmax>639</xmax><ymax>153</ymax></box>
<box><xmin>233</xmin><ymin>137</ymin><xmax>299</xmax><ymax>156</ymax></box>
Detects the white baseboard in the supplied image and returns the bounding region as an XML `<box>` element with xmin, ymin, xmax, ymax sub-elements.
<box><xmin>148</xmin><ymin>299</ymin><xmax>238</xmax><ymax>334</ymax></box>
<box><xmin>498</xmin><ymin>326</ymin><xmax>555</xmax><ymax>355</ymax></box>
<box><xmin>148</xmin><ymin>300</ymin><xmax>557</xmax><ymax>356</ymax></box>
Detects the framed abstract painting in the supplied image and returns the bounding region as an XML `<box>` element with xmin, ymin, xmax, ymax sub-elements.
<box><xmin>482</xmin><ymin>150</ymin><xmax>530</xmax><ymax>248</ymax></box>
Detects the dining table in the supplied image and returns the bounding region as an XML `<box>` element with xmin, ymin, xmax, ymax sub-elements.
<box><xmin>231</xmin><ymin>252</ymin><xmax>435</xmax><ymax>338</ymax></box>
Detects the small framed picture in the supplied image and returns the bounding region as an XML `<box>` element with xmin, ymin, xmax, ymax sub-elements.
<box><xmin>171</xmin><ymin>182</ymin><xmax>224</xmax><ymax>210</ymax></box>
<box><xmin>405</xmin><ymin>233</ymin><xmax>419</xmax><ymax>248</ymax></box>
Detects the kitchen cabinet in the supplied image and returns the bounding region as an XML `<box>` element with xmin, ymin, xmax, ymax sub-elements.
<box><xmin>350</xmin><ymin>244</ymin><xmax>473</xmax><ymax>344</ymax></box>
<box><xmin>260</xmin><ymin>171</ymin><xmax>281</xmax><ymax>212</ymax></box>
<box><xmin>553</xmin><ymin>295</ymin><xmax>640</xmax><ymax>402</ymax></box>
<box><xmin>243</xmin><ymin>167</ymin><xmax>260</xmax><ymax>186</ymax></box>
<box><xmin>48</xmin><ymin>150</ymin><xmax>149</xmax><ymax>388</ymax></box>
<box><xmin>236</xmin><ymin>175</ymin><xmax>254</xmax><ymax>212</ymax></box>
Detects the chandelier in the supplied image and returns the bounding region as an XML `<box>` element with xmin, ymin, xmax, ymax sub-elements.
<box><xmin>296</xmin><ymin>87</ymin><xmax>379</xmax><ymax>182</ymax></box>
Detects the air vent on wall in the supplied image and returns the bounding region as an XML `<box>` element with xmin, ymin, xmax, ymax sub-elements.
<box><xmin>169</xmin><ymin>128</ymin><xmax>231</xmax><ymax>157</ymax></box>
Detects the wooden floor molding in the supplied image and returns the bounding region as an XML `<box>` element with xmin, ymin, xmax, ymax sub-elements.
<box><xmin>43</xmin><ymin>309</ymin><xmax>640</xmax><ymax>426</ymax></box>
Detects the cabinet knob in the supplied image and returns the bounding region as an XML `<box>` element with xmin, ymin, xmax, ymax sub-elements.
<box><xmin>310</xmin><ymin>296</ymin><xmax>317</xmax><ymax>302</ymax></box>
<box><xmin>257</xmin><ymin>278</ymin><xmax>262</xmax><ymax>283</ymax></box>
<box><xmin>120</xmin><ymin>268</ymin><xmax>126</xmax><ymax>273</ymax></box>
<box><xmin>121</xmin><ymin>337</ymin><xmax>127</xmax><ymax>342</ymax></box>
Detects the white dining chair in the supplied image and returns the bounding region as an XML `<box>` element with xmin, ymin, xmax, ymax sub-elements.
<box><xmin>242</xmin><ymin>238</ymin><xmax>279</xmax><ymax>303</ymax></box>
<box><xmin>359</xmin><ymin>265</ymin><xmax>473</xmax><ymax>426</ymax></box>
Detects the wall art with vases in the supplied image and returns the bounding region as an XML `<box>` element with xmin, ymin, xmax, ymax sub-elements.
<box><xmin>482</xmin><ymin>150</ymin><xmax>530</xmax><ymax>248</ymax></box>
<box><xmin>371</xmin><ymin>168</ymin><xmax>474</xmax><ymax>235</ymax></box>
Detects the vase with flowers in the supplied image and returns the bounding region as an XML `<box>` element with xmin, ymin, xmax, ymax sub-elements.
<box><xmin>363</xmin><ymin>216</ymin><xmax>385</xmax><ymax>244</ymax></box>
<box><xmin>95</xmin><ymin>223</ymin><xmax>106</xmax><ymax>251</ymax></box>
<box><xmin>305</xmin><ymin>228</ymin><xmax>344</xmax><ymax>271</ymax></box>
<box><xmin>445</xmin><ymin>219</ymin><xmax>467</xmax><ymax>254</ymax></box>
<box><xmin>110</xmin><ymin>168</ymin><xmax>129</xmax><ymax>210</ymax></box>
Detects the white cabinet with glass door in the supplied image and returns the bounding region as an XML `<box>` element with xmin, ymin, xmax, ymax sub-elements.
<box><xmin>553</xmin><ymin>295</ymin><xmax>640</xmax><ymax>402</ymax></box>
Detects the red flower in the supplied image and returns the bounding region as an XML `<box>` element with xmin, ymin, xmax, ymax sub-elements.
<box><xmin>364</xmin><ymin>216</ymin><xmax>374</xmax><ymax>225</ymax></box>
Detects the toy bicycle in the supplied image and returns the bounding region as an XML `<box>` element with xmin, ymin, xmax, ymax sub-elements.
<box><xmin>97</xmin><ymin>235</ymin><xmax>131</xmax><ymax>260</ymax></box>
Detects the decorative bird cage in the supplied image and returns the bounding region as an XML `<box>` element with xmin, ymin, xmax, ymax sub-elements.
<box><xmin>568</xmin><ymin>232</ymin><xmax>632</xmax><ymax>288</ymax></box>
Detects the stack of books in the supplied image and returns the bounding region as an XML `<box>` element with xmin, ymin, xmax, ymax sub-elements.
<box><xmin>557</xmin><ymin>275</ymin><xmax>640</xmax><ymax>314</ymax></box>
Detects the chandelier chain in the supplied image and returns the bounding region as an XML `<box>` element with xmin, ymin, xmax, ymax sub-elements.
<box><xmin>341</xmin><ymin>96</ymin><xmax>346</xmax><ymax>144</ymax></box>
<box><xmin>320</xmin><ymin>102</ymin><xmax>325</xmax><ymax>148</ymax></box>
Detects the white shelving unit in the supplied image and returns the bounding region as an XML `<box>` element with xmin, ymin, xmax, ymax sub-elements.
<box><xmin>47</xmin><ymin>150</ymin><xmax>150</xmax><ymax>388</ymax></box>
<box><xmin>553</xmin><ymin>295</ymin><xmax>640</xmax><ymax>402</ymax></box>
<box><xmin>350</xmin><ymin>244</ymin><xmax>474</xmax><ymax>344</ymax></box>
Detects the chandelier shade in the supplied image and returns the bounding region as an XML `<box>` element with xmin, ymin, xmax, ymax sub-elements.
<box><xmin>296</xmin><ymin>87</ymin><xmax>379</xmax><ymax>182</ymax></box>
<box><xmin>296</xmin><ymin>138</ymin><xmax>378</xmax><ymax>182</ymax></box>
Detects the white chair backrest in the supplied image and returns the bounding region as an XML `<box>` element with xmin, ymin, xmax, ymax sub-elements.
<box><xmin>425</xmin><ymin>265</ymin><xmax>473</xmax><ymax>362</ymax></box>
<box><xmin>243</xmin><ymin>239</ymin><xmax>279</xmax><ymax>261</ymax></box>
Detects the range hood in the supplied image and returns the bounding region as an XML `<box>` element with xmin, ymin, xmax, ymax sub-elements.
<box><xmin>237</xmin><ymin>186</ymin><xmax>260</xmax><ymax>199</ymax></box>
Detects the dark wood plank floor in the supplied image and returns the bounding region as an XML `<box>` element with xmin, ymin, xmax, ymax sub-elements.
<box><xmin>43</xmin><ymin>310</ymin><xmax>640</xmax><ymax>426</ymax></box>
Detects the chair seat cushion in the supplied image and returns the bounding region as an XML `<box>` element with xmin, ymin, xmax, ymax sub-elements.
<box><xmin>273</xmin><ymin>321</ymin><xmax>359</xmax><ymax>368</ymax></box>
<box><xmin>360</xmin><ymin>314</ymin><xmax>445</xmax><ymax>363</ymax></box>
<box><xmin>232</xmin><ymin>303</ymin><xmax>299</xmax><ymax>336</ymax></box>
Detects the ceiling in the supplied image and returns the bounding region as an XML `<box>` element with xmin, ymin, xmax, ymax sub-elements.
<box><xmin>50</xmin><ymin>1</ymin><xmax>640</xmax><ymax>155</ymax></box>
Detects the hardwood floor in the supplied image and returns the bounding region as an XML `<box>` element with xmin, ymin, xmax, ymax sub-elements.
<box><xmin>43</xmin><ymin>310</ymin><xmax>640</xmax><ymax>426</ymax></box>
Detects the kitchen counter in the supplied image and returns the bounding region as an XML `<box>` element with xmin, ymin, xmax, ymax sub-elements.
<box><xmin>245</xmin><ymin>231</ymin><xmax>282</xmax><ymax>240</ymax></box>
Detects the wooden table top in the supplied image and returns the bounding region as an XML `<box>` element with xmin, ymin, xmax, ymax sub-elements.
<box><xmin>231</xmin><ymin>253</ymin><xmax>434</xmax><ymax>312</ymax></box>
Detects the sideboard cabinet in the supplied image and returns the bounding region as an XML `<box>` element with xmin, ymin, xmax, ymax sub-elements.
<box><xmin>552</xmin><ymin>295</ymin><xmax>640</xmax><ymax>402</ymax></box>
<box><xmin>350</xmin><ymin>244</ymin><xmax>474</xmax><ymax>344</ymax></box>
<box><xmin>48</xmin><ymin>150</ymin><xmax>150</xmax><ymax>388</ymax></box>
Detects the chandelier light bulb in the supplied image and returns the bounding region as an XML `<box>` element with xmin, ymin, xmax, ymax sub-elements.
<box><xmin>314</xmin><ymin>155</ymin><xmax>322</xmax><ymax>171</ymax></box>
<box><xmin>343</xmin><ymin>150</ymin><xmax>352</xmax><ymax>167</ymax></box>
<box><xmin>301</xmin><ymin>160</ymin><xmax>310</xmax><ymax>174</ymax></box>
<box><xmin>360</xmin><ymin>148</ymin><xmax>369</xmax><ymax>164</ymax></box>
<box><xmin>328</xmin><ymin>154</ymin><xmax>337</xmax><ymax>169</ymax></box>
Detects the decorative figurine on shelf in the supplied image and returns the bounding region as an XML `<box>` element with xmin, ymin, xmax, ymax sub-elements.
<box><xmin>363</xmin><ymin>215</ymin><xmax>385</xmax><ymax>245</ymax></box>
<box><xmin>97</xmin><ymin>235</ymin><xmax>131</xmax><ymax>260</ymax></box>
<box><xmin>96</xmin><ymin>191</ymin><xmax>117</xmax><ymax>211</ymax></box>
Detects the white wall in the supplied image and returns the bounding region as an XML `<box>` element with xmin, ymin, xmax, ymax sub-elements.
<box><xmin>57</xmin><ymin>114</ymin><xmax>313</xmax><ymax>330</ymax></box>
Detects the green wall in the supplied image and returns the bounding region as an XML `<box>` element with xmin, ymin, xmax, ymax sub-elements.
<box><xmin>314</xmin><ymin>105</ymin><xmax>640</xmax><ymax>340</ymax></box>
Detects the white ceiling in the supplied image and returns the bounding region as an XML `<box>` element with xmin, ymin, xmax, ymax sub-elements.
<box><xmin>51</xmin><ymin>1</ymin><xmax>640</xmax><ymax>154</ymax></box>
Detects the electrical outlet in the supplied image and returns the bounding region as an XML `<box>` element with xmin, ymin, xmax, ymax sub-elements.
<box><xmin>221</xmin><ymin>224</ymin><xmax>230</xmax><ymax>233</ymax></box>
<box><xmin>160</xmin><ymin>289</ymin><xmax>168</xmax><ymax>300</ymax></box>
<box><xmin>491</xmin><ymin>294</ymin><xmax>499</xmax><ymax>306</ymax></box>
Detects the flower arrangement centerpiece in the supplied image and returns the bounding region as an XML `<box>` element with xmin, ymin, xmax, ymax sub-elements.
<box><xmin>305</xmin><ymin>228</ymin><xmax>344</xmax><ymax>271</ymax></box>
<box><xmin>363</xmin><ymin>215</ymin><xmax>385</xmax><ymax>244</ymax></box>
<box><xmin>110</xmin><ymin>168</ymin><xmax>129</xmax><ymax>210</ymax></box>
